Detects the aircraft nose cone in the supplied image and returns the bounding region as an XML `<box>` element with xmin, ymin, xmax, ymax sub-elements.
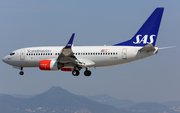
<box><xmin>2</xmin><ymin>57</ymin><xmax>7</xmax><ymax>63</ymax></box>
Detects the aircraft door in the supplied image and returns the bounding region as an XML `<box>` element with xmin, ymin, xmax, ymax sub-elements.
<box><xmin>122</xmin><ymin>48</ymin><xmax>127</xmax><ymax>59</ymax></box>
<box><xmin>20</xmin><ymin>49</ymin><xmax>25</xmax><ymax>60</ymax></box>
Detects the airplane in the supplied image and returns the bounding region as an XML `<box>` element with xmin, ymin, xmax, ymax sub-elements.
<box><xmin>2</xmin><ymin>7</ymin><xmax>165</xmax><ymax>76</ymax></box>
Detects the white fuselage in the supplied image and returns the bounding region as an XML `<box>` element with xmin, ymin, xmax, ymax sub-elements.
<box><xmin>2</xmin><ymin>46</ymin><xmax>158</xmax><ymax>69</ymax></box>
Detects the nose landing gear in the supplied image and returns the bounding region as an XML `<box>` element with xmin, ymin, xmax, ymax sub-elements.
<box><xmin>19</xmin><ymin>67</ymin><xmax>24</xmax><ymax>75</ymax></box>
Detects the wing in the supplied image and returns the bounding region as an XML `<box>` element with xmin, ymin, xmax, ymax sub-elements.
<box><xmin>57</xmin><ymin>33</ymin><xmax>85</xmax><ymax>69</ymax></box>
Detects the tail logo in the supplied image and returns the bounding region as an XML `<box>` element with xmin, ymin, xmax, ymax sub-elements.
<box><xmin>133</xmin><ymin>35</ymin><xmax>156</xmax><ymax>44</ymax></box>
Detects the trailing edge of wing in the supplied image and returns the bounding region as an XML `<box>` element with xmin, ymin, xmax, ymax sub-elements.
<box><xmin>139</xmin><ymin>44</ymin><xmax>155</xmax><ymax>52</ymax></box>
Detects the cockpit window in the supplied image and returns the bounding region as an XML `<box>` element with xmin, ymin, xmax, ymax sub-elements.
<box><xmin>10</xmin><ymin>53</ymin><xmax>15</xmax><ymax>56</ymax></box>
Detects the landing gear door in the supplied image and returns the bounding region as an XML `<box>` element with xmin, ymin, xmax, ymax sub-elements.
<box><xmin>122</xmin><ymin>48</ymin><xmax>127</xmax><ymax>59</ymax></box>
<box><xmin>20</xmin><ymin>49</ymin><xmax>25</xmax><ymax>60</ymax></box>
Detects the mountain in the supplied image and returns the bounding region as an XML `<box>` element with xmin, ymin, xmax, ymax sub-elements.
<box><xmin>0</xmin><ymin>86</ymin><xmax>130</xmax><ymax>113</ymax></box>
<box><xmin>86</xmin><ymin>94</ymin><xmax>178</xmax><ymax>113</ymax></box>
<box><xmin>125</xmin><ymin>102</ymin><xmax>176</xmax><ymax>113</ymax></box>
<box><xmin>87</xmin><ymin>94</ymin><xmax>135</xmax><ymax>108</ymax></box>
<box><xmin>0</xmin><ymin>87</ymin><xmax>179</xmax><ymax>113</ymax></box>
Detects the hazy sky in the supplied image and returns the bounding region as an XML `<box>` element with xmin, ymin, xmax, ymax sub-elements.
<box><xmin>0</xmin><ymin>0</ymin><xmax>180</xmax><ymax>103</ymax></box>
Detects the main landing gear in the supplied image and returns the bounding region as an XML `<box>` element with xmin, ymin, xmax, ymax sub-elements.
<box><xmin>84</xmin><ymin>68</ymin><xmax>91</xmax><ymax>76</ymax></box>
<box><xmin>72</xmin><ymin>70</ymin><xmax>80</xmax><ymax>76</ymax></box>
<box><xmin>19</xmin><ymin>67</ymin><xmax>24</xmax><ymax>75</ymax></box>
<box><xmin>72</xmin><ymin>68</ymin><xmax>91</xmax><ymax>76</ymax></box>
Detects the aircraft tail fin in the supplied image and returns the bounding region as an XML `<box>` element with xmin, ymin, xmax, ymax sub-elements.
<box><xmin>114</xmin><ymin>7</ymin><xmax>164</xmax><ymax>47</ymax></box>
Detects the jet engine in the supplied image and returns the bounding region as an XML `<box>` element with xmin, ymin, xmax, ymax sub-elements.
<box><xmin>39</xmin><ymin>60</ymin><xmax>63</xmax><ymax>71</ymax></box>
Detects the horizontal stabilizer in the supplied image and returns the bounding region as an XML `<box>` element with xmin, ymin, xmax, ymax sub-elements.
<box><xmin>139</xmin><ymin>44</ymin><xmax>155</xmax><ymax>52</ymax></box>
<box><xmin>159</xmin><ymin>46</ymin><xmax>177</xmax><ymax>50</ymax></box>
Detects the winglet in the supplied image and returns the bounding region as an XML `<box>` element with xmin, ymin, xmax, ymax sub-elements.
<box><xmin>64</xmin><ymin>33</ymin><xmax>75</xmax><ymax>49</ymax></box>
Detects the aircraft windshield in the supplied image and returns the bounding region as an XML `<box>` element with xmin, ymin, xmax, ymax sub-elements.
<box><xmin>10</xmin><ymin>53</ymin><xmax>15</xmax><ymax>56</ymax></box>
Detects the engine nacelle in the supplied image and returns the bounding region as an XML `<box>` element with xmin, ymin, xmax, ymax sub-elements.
<box><xmin>39</xmin><ymin>60</ymin><xmax>62</xmax><ymax>71</ymax></box>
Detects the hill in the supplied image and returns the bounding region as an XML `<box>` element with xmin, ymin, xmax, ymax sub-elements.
<box><xmin>0</xmin><ymin>86</ymin><xmax>129</xmax><ymax>113</ymax></box>
<box><xmin>125</xmin><ymin>102</ymin><xmax>176</xmax><ymax>113</ymax></box>
<box><xmin>87</xmin><ymin>94</ymin><xmax>135</xmax><ymax>108</ymax></box>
